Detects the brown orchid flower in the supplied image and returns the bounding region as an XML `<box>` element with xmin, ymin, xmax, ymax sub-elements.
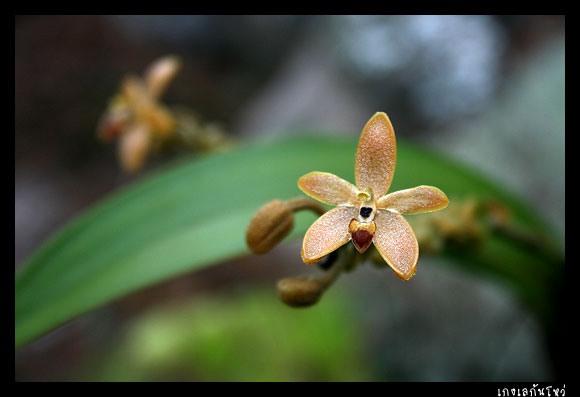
<box><xmin>97</xmin><ymin>56</ymin><xmax>181</xmax><ymax>172</ymax></box>
<box><xmin>298</xmin><ymin>112</ymin><xmax>449</xmax><ymax>280</ymax></box>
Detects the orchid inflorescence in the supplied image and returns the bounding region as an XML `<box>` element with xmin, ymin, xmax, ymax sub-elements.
<box><xmin>97</xmin><ymin>56</ymin><xmax>181</xmax><ymax>173</ymax></box>
<box><xmin>98</xmin><ymin>56</ymin><xmax>231</xmax><ymax>173</ymax></box>
<box><xmin>246</xmin><ymin>112</ymin><xmax>449</xmax><ymax>307</ymax></box>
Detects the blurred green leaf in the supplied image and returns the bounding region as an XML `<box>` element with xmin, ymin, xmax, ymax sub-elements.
<box><xmin>15</xmin><ymin>136</ymin><xmax>563</xmax><ymax>349</ymax></box>
<box><xmin>99</xmin><ymin>287</ymin><xmax>369</xmax><ymax>381</ymax></box>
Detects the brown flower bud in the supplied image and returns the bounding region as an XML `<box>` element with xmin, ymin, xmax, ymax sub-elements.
<box><xmin>484</xmin><ymin>199</ymin><xmax>511</xmax><ymax>228</ymax></box>
<box><xmin>276</xmin><ymin>277</ymin><xmax>325</xmax><ymax>308</ymax></box>
<box><xmin>245</xmin><ymin>200</ymin><xmax>294</xmax><ymax>254</ymax></box>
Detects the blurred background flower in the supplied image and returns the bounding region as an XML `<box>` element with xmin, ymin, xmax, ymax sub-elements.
<box><xmin>15</xmin><ymin>15</ymin><xmax>564</xmax><ymax>381</ymax></box>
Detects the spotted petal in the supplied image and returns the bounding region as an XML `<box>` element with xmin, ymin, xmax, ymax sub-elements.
<box><xmin>298</xmin><ymin>172</ymin><xmax>358</xmax><ymax>206</ymax></box>
<box><xmin>376</xmin><ymin>185</ymin><xmax>449</xmax><ymax>214</ymax></box>
<box><xmin>301</xmin><ymin>206</ymin><xmax>357</xmax><ymax>265</ymax></box>
<box><xmin>373</xmin><ymin>210</ymin><xmax>419</xmax><ymax>280</ymax></box>
<box><xmin>354</xmin><ymin>112</ymin><xmax>397</xmax><ymax>197</ymax></box>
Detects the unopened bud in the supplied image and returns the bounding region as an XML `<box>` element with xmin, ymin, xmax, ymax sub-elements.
<box><xmin>484</xmin><ymin>199</ymin><xmax>511</xmax><ymax>228</ymax></box>
<box><xmin>276</xmin><ymin>277</ymin><xmax>325</xmax><ymax>308</ymax></box>
<box><xmin>246</xmin><ymin>200</ymin><xmax>294</xmax><ymax>254</ymax></box>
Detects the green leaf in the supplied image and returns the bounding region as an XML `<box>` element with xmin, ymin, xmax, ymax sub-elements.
<box><xmin>15</xmin><ymin>136</ymin><xmax>562</xmax><ymax>349</ymax></box>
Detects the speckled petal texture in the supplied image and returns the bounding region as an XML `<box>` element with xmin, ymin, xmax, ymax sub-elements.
<box><xmin>298</xmin><ymin>172</ymin><xmax>358</xmax><ymax>206</ymax></box>
<box><xmin>373</xmin><ymin>210</ymin><xmax>419</xmax><ymax>280</ymax></box>
<box><xmin>355</xmin><ymin>112</ymin><xmax>397</xmax><ymax>197</ymax></box>
<box><xmin>301</xmin><ymin>206</ymin><xmax>357</xmax><ymax>264</ymax></box>
<box><xmin>376</xmin><ymin>185</ymin><xmax>449</xmax><ymax>214</ymax></box>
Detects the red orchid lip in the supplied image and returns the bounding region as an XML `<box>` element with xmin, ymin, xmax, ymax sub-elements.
<box><xmin>349</xmin><ymin>218</ymin><xmax>375</xmax><ymax>254</ymax></box>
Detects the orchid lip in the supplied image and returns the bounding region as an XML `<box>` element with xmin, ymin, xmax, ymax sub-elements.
<box><xmin>349</xmin><ymin>218</ymin><xmax>376</xmax><ymax>253</ymax></box>
<box><xmin>352</xmin><ymin>229</ymin><xmax>373</xmax><ymax>253</ymax></box>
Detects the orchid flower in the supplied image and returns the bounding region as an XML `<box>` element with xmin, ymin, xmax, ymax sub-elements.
<box><xmin>298</xmin><ymin>112</ymin><xmax>449</xmax><ymax>280</ymax></box>
<box><xmin>97</xmin><ymin>56</ymin><xmax>181</xmax><ymax>172</ymax></box>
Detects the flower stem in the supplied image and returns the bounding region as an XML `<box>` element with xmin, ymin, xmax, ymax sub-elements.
<box><xmin>286</xmin><ymin>197</ymin><xmax>327</xmax><ymax>216</ymax></box>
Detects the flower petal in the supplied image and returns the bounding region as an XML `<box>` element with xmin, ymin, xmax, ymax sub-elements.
<box><xmin>298</xmin><ymin>172</ymin><xmax>358</xmax><ymax>206</ymax></box>
<box><xmin>301</xmin><ymin>206</ymin><xmax>357</xmax><ymax>264</ymax></box>
<box><xmin>355</xmin><ymin>112</ymin><xmax>397</xmax><ymax>197</ymax></box>
<box><xmin>119</xmin><ymin>123</ymin><xmax>151</xmax><ymax>173</ymax></box>
<box><xmin>376</xmin><ymin>185</ymin><xmax>449</xmax><ymax>214</ymax></box>
<box><xmin>373</xmin><ymin>210</ymin><xmax>419</xmax><ymax>280</ymax></box>
<box><xmin>144</xmin><ymin>56</ymin><xmax>181</xmax><ymax>100</ymax></box>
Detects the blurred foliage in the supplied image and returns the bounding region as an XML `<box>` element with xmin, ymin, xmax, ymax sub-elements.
<box><xmin>15</xmin><ymin>135</ymin><xmax>563</xmax><ymax>352</ymax></box>
<box><xmin>97</xmin><ymin>287</ymin><xmax>370</xmax><ymax>381</ymax></box>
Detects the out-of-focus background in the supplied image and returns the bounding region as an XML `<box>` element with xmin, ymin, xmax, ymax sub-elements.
<box><xmin>15</xmin><ymin>15</ymin><xmax>564</xmax><ymax>381</ymax></box>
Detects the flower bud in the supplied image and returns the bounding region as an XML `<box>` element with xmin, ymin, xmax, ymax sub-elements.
<box><xmin>245</xmin><ymin>200</ymin><xmax>294</xmax><ymax>254</ymax></box>
<box><xmin>276</xmin><ymin>277</ymin><xmax>325</xmax><ymax>308</ymax></box>
<box><xmin>484</xmin><ymin>199</ymin><xmax>511</xmax><ymax>228</ymax></box>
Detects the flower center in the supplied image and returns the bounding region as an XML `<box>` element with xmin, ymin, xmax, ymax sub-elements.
<box><xmin>356</xmin><ymin>187</ymin><xmax>376</xmax><ymax>222</ymax></box>
<box><xmin>357</xmin><ymin>191</ymin><xmax>371</xmax><ymax>201</ymax></box>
